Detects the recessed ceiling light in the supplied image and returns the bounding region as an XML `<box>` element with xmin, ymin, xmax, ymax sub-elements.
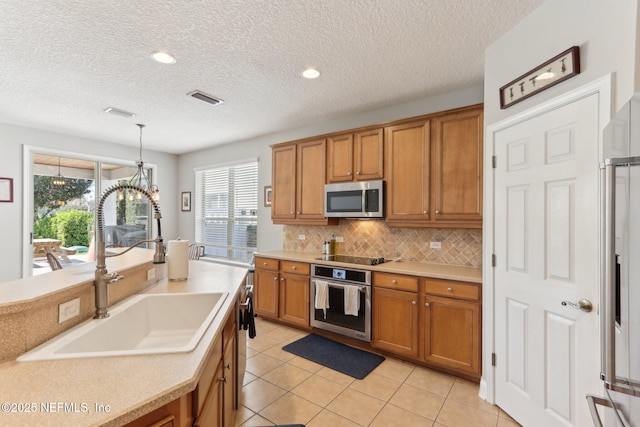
<box><xmin>302</xmin><ymin>68</ymin><xmax>321</xmax><ymax>79</ymax></box>
<box><xmin>151</xmin><ymin>51</ymin><xmax>176</xmax><ymax>64</ymax></box>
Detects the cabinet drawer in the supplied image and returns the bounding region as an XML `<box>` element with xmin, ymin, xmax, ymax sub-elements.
<box><xmin>425</xmin><ymin>279</ymin><xmax>480</xmax><ymax>301</ymax></box>
<box><xmin>373</xmin><ymin>272</ymin><xmax>419</xmax><ymax>292</ymax></box>
<box><xmin>280</xmin><ymin>261</ymin><xmax>310</xmax><ymax>275</ymax></box>
<box><xmin>255</xmin><ymin>257</ymin><xmax>279</xmax><ymax>271</ymax></box>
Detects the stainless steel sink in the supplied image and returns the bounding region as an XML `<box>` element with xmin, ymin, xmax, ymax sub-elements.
<box><xmin>18</xmin><ymin>292</ymin><xmax>228</xmax><ymax>362</ymax></box>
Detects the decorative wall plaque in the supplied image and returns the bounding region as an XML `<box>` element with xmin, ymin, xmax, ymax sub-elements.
<box><xmin>500</xmin><ymin>46</ymin><xmax>581</xmax><ymax>109</ymax></box>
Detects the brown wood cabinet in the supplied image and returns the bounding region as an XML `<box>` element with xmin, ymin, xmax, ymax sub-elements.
<box><xmin>371</xmin><ymin>273</ymin><xmax>420</xmax><ymax>358</ymax></box>
<box><xmin>384</xmin><ymin>120</ymin><xmax>431</xmax><ymax>222</ymax></box>
<box><xmin>371</xmin><ymin>272</ymin><xmax>482</xmax><ymax>380</ymax></box>
<box><xmin>254</xmin><ymin>257</ymin><xmax>311</xmax><ymax>328</ymax></box>
<box><xmin>193</xmin><ymin>310</ymin><xmax>238</xmax><ymax>427</ymax></box>
<box><xmin>422</xmin><ymin>278</ymin><xmax>482</xmax><ymax>377</ymax></box>
<box><xmin>123</xmin><ymin>394</ymin><xmax>193</xmax><ymax>427</ymax></box>
<box><xmin>385</xmin><ymin>104</ymin><xmax>483</xmax><ymax>228</ymax></box>
<box><xmin>271</xmin><ymin>139</ymin><xmax>336</xmax><ymax>225</ymax></box>
<box><xmin>327</xmin><ymin>128</ymin><xmax>383</xmax><ymax>183</ymax></box>
<box><xmin>279</xmin><ymin>261</ymin><xmax>310</xmax><ymax>328</ymax></box>
<box><xmin>254</xmin><ymin>256</ymin><xmax>280</xmax><ymax>318</ymax></box>
<box><xmin>432</xmin><ymin>107</ymin><xmax>483</xmax><ymax>224</ymax></box>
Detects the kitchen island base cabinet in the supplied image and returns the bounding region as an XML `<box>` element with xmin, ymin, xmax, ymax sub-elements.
<box><xmin>123</xmin><ymin>394</ymin><xmax>193</xmax><ymax>427</ymax></box>
<box><xmin>124</xmin><ymin>308</ymin><xmax>237</xmax><ymax>427</ymax></box>
<box><xmin>193</xmin><ymin>309</ymin><xmax>238</xmax><ymax>427</ymax></box>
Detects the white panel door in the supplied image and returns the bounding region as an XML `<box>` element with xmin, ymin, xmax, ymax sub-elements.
<box><xmin>494</xmin><ymin>94</ymin><xmax>601</xmax><ymax>426</ymax></box>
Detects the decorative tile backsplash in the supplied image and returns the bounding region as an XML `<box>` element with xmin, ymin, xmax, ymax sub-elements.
<box><xmin>283</xmin><ymin>220</ymin><xmax>482</xmax><ymax>267</ymax></box>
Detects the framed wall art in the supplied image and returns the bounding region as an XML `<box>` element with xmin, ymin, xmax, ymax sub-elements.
<box><xmin>264</xmin><ymin>186</ymin><xmax>272</xmax><ymax>207</ymax></box>
<box><xmin>500</xmin><ymin>46</ymin><xmax>581</xmax><ymax>109</ymax></box>
<box><xmin>0</xmin><ymin>177</ymin><xmax>13</xmax><ymax>202</ymax></box>
<box><xmin>181</xmin><ymin>191</ymin><xmax>191</xmax><ymax>212</ymax></box>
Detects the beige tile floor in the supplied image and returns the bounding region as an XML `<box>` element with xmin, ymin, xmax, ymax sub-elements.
<box><xmin>237</xmin><ymin>317</ymin><xmax>521</xmax><ymax>427</ymax></box>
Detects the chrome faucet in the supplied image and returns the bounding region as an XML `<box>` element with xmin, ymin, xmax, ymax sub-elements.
<box><xmin>94</xmin><ymin>184</ymin><xmax>166</xmax><ymax>319</ymax></box>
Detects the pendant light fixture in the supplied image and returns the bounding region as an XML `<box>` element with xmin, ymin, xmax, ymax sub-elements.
<box><xmin>51</xmin><ymin>157</ymin><xmax>67</xmax><ymax>189</ymax></box>
<box><xmin>120</xmin><ymin>124</ymin><xmax>159</xmax><ymax>201</ymax></box>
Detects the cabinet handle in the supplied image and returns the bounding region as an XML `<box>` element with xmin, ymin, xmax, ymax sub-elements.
<box><xmin>423</xmin><ymin>210</ymin><xmax>428</xmax><ymax>214</ymax></box>
<box><xmin>411</xmin><ymin>301</ymin><xmax>416</xmax><ymax>305</ymax></box>
<box><xmin>273</xmin><ymin>277</ymin><xmax>277</xmax><ymax>284</ymax></box>
<box><xmin>297</xmin><ymin>211</ymin><xmax>300</xmax><ymax>214</ymax></box>
<box><xmin>219</xmin><ymin>376</ymin><xmax>227</xmax><ymax>383</ymax></box>
<box><xmin>348</xmin><ymin>171</ymin><xmax>352</xmax><ymax>175</ymax></box>
<box><xmin>391</xmin><ymin>279</ymin><xmax>397</xmax><ymax>284</ymax></box>
<box><xmin>263</xmin><ymin>262</ymin><xmax>267</xmax><ymax>266</ymax></box>
<box><xmin>425</xmin><ymin>302</ymin><xmax>430</xmax><ymax>307</ymax></box>
<box><xmin>281</xmin><ymin>278</ymin><xmax>285</xmax><ymax>282</ymax></box>
<box><xmin>292</xmin><ymin>266</ymin><xmax>296</xmax><ymax>270</ymax></box>
<box><xmin>225</xmin><ymin>363</ymin><xmax>231</xmax><ymax>370</ymax></box>
<box><xmin>447</xmin><ymin>287</ymin><xmax>453</xmax><ymax>292</ymax></box>
<box><xmin>356</xmin><ymin>171</ymin><xmax>360</xmax><ymax>175</ymax></box>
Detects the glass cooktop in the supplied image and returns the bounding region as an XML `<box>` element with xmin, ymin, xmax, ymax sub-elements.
<box><xmin>315</xmin><ymin>254</ymin><xmax>388</xmax><ymax>266</ymax></box>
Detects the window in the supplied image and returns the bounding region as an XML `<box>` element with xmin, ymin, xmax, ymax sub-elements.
<box><xmin>195</xmin><ymin>160</ymin><xmax>258</xmax><ymax>263</ymax></box>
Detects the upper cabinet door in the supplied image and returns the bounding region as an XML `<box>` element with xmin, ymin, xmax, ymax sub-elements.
<box><xmin>296</xmin><ymin>139</ymin><xmax>327</xmax><ymax>220</ymax></box>
<box><xmin>271</xmin><ymin>144</ymin><xmax>296</xmax><ymax>220</ymax></box>
<box><xmin>432</xmin><ymin>107</ymin><xmax>483</xmax><ymax>224</ymax></box>
<box><xmin>354</xmin><ymin>128</ymin><xmax>384</xmax><ymax>181</ymax></box>
<box><xmin>327</xmin><ymin>133</ymin><xmax>354</xmax><ymax>183</ymax></box>
<box><xmin>385</xmin><ymin>120</ymin><xmax>431</xmax><ymax>223</ymax></box>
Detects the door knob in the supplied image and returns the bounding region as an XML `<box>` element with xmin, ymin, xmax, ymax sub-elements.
<box><xmin>561</xmin><ymin>299</ymin><xmax>593</xmax><ymax>313</ymax></box>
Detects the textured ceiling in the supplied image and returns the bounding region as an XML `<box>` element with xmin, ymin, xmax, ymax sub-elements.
<box><xmin>0</xmin><ymin>0</ymin><xmax>543</xmax><ymax>155</ymax></box>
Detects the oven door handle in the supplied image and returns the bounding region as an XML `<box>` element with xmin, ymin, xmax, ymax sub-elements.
<box><xmin>312</xmin><ymin>279</ymin><xmax>368</xmax><ymax>293</ymax></box>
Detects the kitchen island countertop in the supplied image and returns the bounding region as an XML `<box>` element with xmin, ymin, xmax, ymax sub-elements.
<box><xmin>0</xmin><ymin>259</ymin><xmax>247</xmax><ymax>427</ymax></box>
<box><xmin>254</xmin><ymin>250</ymin><xmax>482</xmax><ymax>283</ymax></box>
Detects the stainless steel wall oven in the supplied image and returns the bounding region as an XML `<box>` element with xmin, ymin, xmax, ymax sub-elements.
<box><xmin>310</xmin><ymin>264</ymin><xmax>371</xmax><ymax>342</ymax></box>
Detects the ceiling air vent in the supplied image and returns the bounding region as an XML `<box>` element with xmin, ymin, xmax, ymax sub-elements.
<box><xmin>188</xmin><ymin>91</ymin><xmax>224</xmax><ymax>106</ymax></box>
<box><xmin>103</xmin><ymin>107</ymin><xmax>135</xmax><ymax>118</ymax></box>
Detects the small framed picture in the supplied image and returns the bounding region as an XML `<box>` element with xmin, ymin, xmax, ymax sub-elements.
<box><xmin>181</xmin><ymin>191</ymin><xmax>191</xmax><ymax>212</ymax></box>
<box><xmin>264</xmin><ymin>186</ymin><xmax>272</xmax><ymax>207</ymax></box>
<box><xmin>0</xmin><ymin>177</ymin><xmax>13</xmax><ymax>202</ymax></box>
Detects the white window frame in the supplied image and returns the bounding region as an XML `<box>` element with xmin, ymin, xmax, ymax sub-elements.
<box><xmin>194</xmin><ymin>159</ymin><xmax>258</xmax><ymax>263</ymax></box>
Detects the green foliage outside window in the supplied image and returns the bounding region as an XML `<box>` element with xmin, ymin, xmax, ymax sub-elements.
<box><xmin>33</xmin><ymin>175</ymin><xmax>92</xmax><ymax>217</ymax></box>
<box><xmin>34</xmin><ymin>210</ymin><xmax>94</xmax><ymax>247</ymax></box>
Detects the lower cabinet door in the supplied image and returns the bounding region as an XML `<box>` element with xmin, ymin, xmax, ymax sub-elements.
<box><xmin>254</xmin><ymin>269</ymin><xmax>279</xmax><ymax>318</ymax></box>
<box><xmin>372</xmin><ymin>287</ymin><xmax>419</xmax><ymax>358</ymax></box>
<box><xmin>279</xmin><ymin>273</ymin><xmax>310</xmax><ymax>327</ymax></box>
<box><xmin>194</xmin><ymin>360</ymin><xmax>224</xmax><ymax>427</ymax></box>
<box><xmin>423</xmin><ymin>295</ymin><xmax>481</xmax><ymax>377</ymax></box>
<box><xmin>222</xmin><ymin>333</ymin><xmax>236</xmax><ymax>427</ymax></box>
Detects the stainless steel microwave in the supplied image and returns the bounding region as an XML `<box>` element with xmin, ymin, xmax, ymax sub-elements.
<box><xmin>324</xmin><ymin>180</ymin><xmax>384</xmax><ymax>218</ymax></box>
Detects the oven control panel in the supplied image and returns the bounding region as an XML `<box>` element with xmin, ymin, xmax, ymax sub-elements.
<box><xmin>312</xmin><ymin>264</ymin><xmax>371</xmax><ymax>285</ymax></box>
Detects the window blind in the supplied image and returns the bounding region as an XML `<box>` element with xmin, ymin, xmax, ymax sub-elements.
<box><xmin>194</xmin><ymin>161</ymin><xmax>258</xmax><ymax>262</ymax></box>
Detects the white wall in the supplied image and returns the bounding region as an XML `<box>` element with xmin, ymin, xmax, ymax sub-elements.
<box><xmin>177</xmin><ymin>86</ymin><xmax>485</xmax><ymax>253</ymax></box>
<box><xmin>484</xmin><ymin>0</ymin><xmax>638</xmax><ymax>127</ymax></box>
<box><xmin>0</xmin><ymin>123</ymin><xmax>179</xmax><ymax>282</ymax></box>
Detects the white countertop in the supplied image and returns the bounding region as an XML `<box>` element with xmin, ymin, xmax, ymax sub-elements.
<box><xmin>0</xmin><ymin>259</ymin><xmax>247</xmax><ymax>427</ymax></box>
<box><xmin>254</xmin><ymin>250</ymin><xmax>482</xmax><ymax>283</ymax></box>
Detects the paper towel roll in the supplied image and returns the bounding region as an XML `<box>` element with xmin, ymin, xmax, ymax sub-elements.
<box><xmin>167</xmin><ymin>239</ymin><xmax>189</xmax><ymax>281</ymax></box>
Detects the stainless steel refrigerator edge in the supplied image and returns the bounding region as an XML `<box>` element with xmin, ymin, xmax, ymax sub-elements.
<box><xmin>592</xmin><ymin>93</ymin><xmax>640</xmax><ymax>426</ymax></box>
